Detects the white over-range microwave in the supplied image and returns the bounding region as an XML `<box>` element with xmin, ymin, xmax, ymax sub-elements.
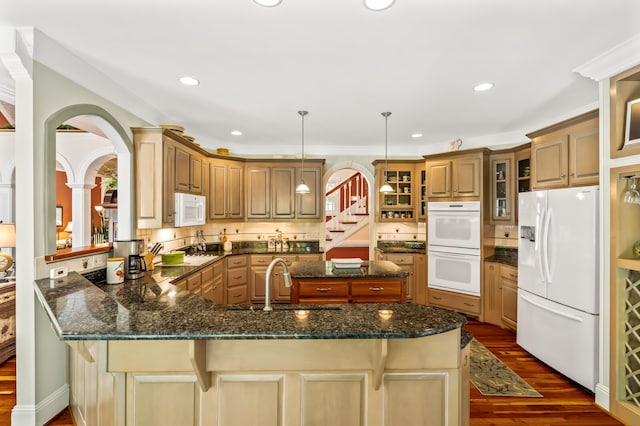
<box><xmin>174</xmin><ymin>193</ymin><xmax>206</xmax><ymax>227</ymax></box>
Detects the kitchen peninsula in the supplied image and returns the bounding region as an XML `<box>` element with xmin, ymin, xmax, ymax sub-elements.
<box><xmin>35</xmin><ymin>271</ymin><xmax>470</xmax><ymax>426</ymax></box>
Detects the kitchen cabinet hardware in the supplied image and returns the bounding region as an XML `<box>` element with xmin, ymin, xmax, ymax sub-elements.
<box><xmin>368</xmin><ymin>287</ymin><xmax>384</xmax><ymax>291</ymax></box>
<box><xmin>315</xmin><ymin>287</ymin><xmax>332</xmax><ymax>292</ymax></box>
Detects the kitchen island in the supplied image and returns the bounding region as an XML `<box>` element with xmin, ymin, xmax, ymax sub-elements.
<box><xmin>35</xmin><ymin>271</ymin><xmax>470</xmax><ymax>426</ymax></box>
<box><xmin>289</xmin><ymin>260</ymin><xmax>410</xmax><ymax>303</ymax></box>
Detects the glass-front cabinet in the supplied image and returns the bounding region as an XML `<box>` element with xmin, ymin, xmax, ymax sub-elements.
<box><xmin>373</xmin><ymin>161</ymin><xmax>417</xmax><ymax>222</ymax></box>
<box><xmin>489</xmin><ymin>153</ymin><xmax>514</xmax><ymax>224</ymax></box>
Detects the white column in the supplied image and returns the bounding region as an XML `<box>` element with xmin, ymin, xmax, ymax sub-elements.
<box><xmin>66</xmin><ymin>183</ymin><xmax>96</xmax><ymax>247</ymax></box>
<box><xmin>0</xmin><ymin>183</ymin><xmax>14</xmax><ymax>223</ymax></box>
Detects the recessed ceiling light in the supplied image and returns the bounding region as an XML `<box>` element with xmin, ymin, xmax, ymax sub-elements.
<box><xmin>411</xmin><ymin>133</ymin><xmax>423</xmax><ymax>138</ymax></box>
<box><xmin>179</xmin><ymin>76</ymin><xmax>200</xmax><ymax>86</ymax></box>
<box><xmin>253</xmin><ymin>0</ymin><xmax>283</xmax><ymax>7</ymax></box>
<box><xmin>364</xmin><ymin>0</ymin><xmax>395</xmax><ymax>11</ymax></box>
<box><xmin>473</xmin><ymin>82</ymin><xmax>494</xmax><ymax>92</ymax></box>
<box><xmin>231</xmin><ymin>130</ymin><xmax>243</xmax><ymax>136</ymax></box>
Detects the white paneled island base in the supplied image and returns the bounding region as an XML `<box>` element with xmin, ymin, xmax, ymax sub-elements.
<box><xmin>69</xmin><ymin>329</ymin><xmax>468</xmax><ymax>426</ymax></box>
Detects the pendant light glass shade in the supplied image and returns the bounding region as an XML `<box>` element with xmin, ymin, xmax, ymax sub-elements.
<box><xmin>379</xmin><ymin>112</ymin><xmax>393</xmax><ymax>193</ymax></box>
<box><xmin>296</xmin><ymin>110</ymin><xmax>310</xmax><ymax>194</ymax></box>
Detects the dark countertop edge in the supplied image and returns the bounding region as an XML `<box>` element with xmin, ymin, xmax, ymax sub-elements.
<box><xmin>56</xmin><ymin>323</ymin><xmax>466</xmax><ymax>342</ymax></box>
<box><xmin>483</xmin><ymin>255</ymin><xmax>518</xmax><ymax>268</ymax></box>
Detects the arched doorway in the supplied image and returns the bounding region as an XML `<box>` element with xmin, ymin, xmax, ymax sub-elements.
<box><xmin>323</xmin><ymin>163</ymin><xmax>374</xmax><ymax>260</ymax></box>
<box><xmin>44</xmin><ymin>105</ymin><xmax>133</xmax><ymax>254</ymax></box>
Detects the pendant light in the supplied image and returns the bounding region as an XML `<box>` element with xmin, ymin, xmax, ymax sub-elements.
<box><xmin>379</xmin><ymin>112</ymin><xmax>393</xmax><ymax>193</ymax></box>
<box><xmin>296</xmin><ymin>110</ymin><xmax>310</xmax><ymax>194</ymax></box>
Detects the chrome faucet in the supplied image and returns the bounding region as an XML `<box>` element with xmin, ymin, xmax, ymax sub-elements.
<box><xmin>264</xmin><ymin>258</ymin><xmax>293</xmax><ymax>312</ymax></box>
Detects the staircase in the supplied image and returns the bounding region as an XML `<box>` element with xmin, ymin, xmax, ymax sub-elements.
<box><xmin>325</xmin><ymin>172</ymin><xmax>369</xmax><ymax>252</ymax></box>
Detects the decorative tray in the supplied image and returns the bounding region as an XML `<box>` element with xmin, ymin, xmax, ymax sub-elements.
<box><xmin>332</xmin><ymin>258</ymin><xmax>363</xmax><ymax>268</ymax></box>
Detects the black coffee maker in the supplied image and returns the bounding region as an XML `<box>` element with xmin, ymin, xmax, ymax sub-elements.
<box><xmin>127</xmin><ymin>255</ymin><xmax>147</xmax><ymax>280</ymax></box>
<box><xmin>113</xmin><ymin>240</ymin><xmax>147</xmax><ymax>280</ymax></box>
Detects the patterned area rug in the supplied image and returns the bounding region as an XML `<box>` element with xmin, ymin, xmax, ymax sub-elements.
<box><xmin>470</xmin><ymin>339</ymin><xmax>542</xmax><ymax>397</ymax></box>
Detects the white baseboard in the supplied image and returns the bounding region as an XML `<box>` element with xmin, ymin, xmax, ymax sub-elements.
<box><xmin>595</xmin><ymin>383</ymin><xmax>610</xmax><ymax>411</ymax></box>
<box><xmin>35</xmin><ymin>383</ymin><xmax>69</xmax><ymax>425</ymax></box>
<box><xmin>11</xmin><ymin>404</ymin><xmax>36</xmax><ymax>425</ymax></box>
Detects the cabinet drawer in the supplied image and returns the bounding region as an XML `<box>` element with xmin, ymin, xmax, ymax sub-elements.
<box><xmin>227</xmin><ymin>285</ymin><xmax>248</xmax><ymax>304</ymax></box>
<box><xmin>251</xmin><ymin>255</ymin><xmax>273</xmax><ymax>266</ymax></box>
<box><xmin>384</xmin><ymin>254</ymin><xmax>414</xmax><ymax>265</ymax></box>
<box><xmin>227</xmin><ymin>268</ymin><xmax>248</xmax><ymax>287</ymax></box>
<box><xmin>227</xmin><ymin>255</ymin><xmax>248</xmax><ymax>268</ymax></box>
<box><xmin>186</xmin><ymin>274</ymin><xmax>202</xmax><ymax>291</ymax></box>
<box><xmin>200</xmin><ymin>265</ymin><xmax>214</xmax><ymax>282</ymax></box>
<box><xmin>500</xmin><ymin>265</ymin><xmax>518</xmax><ymax>281</ymax></box>
<box><xmin>428</xmin><ymin>288</ymin><xmax>481</xmax><ymax>315</ymax></box>
<box><xmin>298</xmin><ymin>281</ymin><xmax>349</xmax><ymax>298</ymax></box>
<box><xmin>351</xmin><ymin>281</ymin><xmax>401</xmax><ymax>298</ymax></box>
<box><xmin>296</xmin><ymin>254</ymin><xmax>324</xmax><ymax>262</ymax></box>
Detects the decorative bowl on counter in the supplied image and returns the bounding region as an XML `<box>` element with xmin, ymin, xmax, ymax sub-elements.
<box><xmin>160</xmin><ymin>251</ymin><xmax>185</xmax><ymax>265</ymax></box>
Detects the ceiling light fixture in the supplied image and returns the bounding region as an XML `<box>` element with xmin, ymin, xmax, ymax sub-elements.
<box><xmin>364</xmin><ymin>0</ymin><xmax>396</xmax><ymax>11</ymax></box>
<box><xmin>380</xmin><ymin>112</ymin><xmax>393</xmax><ymax>193</ymax></box>
<box><xmin>179</xmin><ymin>76</ymin><xmax>200</xmax><ymax>86</ymax></box>
<box><xmin>473</xmin><ymin>82</ymin><xmax>494</xmax><ymax>92</ymax></box>
<box><xmin>411</xmin><ymin>133</ymin><xmax>423</xmax><ymax>138</ymax></box>
<box><xmin>231</xmin><ymin>130</ymin><xmax>243</xmax><ymax>136</ymax></box>
<box><xmin>253</xmin><ymin>0</ymin><xmax>283</xmax><ymax>7</ymax></box>
<box><xmin>295</xmin><ymin>110</ymin><xmax>310</xmax><ymax>194</ymax></box>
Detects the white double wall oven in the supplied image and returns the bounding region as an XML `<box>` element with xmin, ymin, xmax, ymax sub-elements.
<box><xmin>427</xmin><ymin>201</ymin><xmax>481</xmax><ymax>296</ymax></box>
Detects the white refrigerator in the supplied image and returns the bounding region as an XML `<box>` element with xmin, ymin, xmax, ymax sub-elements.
<box><xmin>517</xmin><ymin>185</ymin><xmax>599</xmax><ymax>391</ymax></box>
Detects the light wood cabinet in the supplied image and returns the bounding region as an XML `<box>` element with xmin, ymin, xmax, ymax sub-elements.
<box><xmin>246</xmin><ymin>160</ymin><xmax>324</xmax><ymax>221</ymax></box>
<box><xmin>483</xmin><ymin>262</ymin><xmax>518</xmax><ymax>331</ymax></box>
<box><xmin>373</xmin><ymin>161</ymin><xmax>419</xmax><ymax>222</ymax></box>
<box><xmin>200</xmin><ymin>260</ymin><xmax>225</xmax><ymax>304</ymax></box>
<box><xmin>226</xmin><ymin>255</ymin><xmax>249</xmax><ymax>304</ymax></box>
<box><xmin>133</xmin><ymin>127</ymin><xmax>210</xmax><ymax>228</ymax></box>
<box><xmin>207</xmin><ymin>158</ymin><xmax>244</xmax><ymax>221</ymax></box>
<box><xmin>424</xmin><ymin>150</ymin><xmax>487</xmax><ymax>200</ymax></box>
<box><xmin>381</xmin><ymin>253</ymin><xmax>415</xmax><ymax>301</ymax></box>
<box><xmin>500</xmin><ymin>265</ymin><xmax>518</xmax><ymax>331</ymax></box>
<box><xmin>428</xmin><ymin>287</ymin><xmax>480</xmax><ymax>317</ymax></box>
<box><xmin>489</xmin><ymin>153</ymin><xmax>515</xmax><ymax>224</ymax></box>
<box><xmin>250</xmin><ymin>254</ymin><xmax>323</xmax><ymax>303</ymax></box>
<box><xmin>528</xmin><ymin>110</ymin><xmax>599</xmax><ymax>190</ymax></box>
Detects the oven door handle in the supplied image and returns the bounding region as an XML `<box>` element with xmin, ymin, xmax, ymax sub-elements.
<box><xmin>428</xmin><ymin>251</ymin><xmax>479</xmax><ymax>259</ymax></box>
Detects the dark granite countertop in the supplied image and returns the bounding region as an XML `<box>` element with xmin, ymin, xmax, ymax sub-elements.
<box><xmin>376</xmin><ymin>240</ymin><xmax>426</xmax><ymax>254</ymax></box>
<box><xmin>289</xmin><ymin>260</ymin><xmax>411</xmax><ymax>279</ymax></box>
<box><xmin>484</xmin><ymin>247</ymin><xmax>518</xmax><ymax>268</ymax></box>
<box><xmin>34</xmin><ymin>271</ymin><xmax>466</xmax><ymax>343</ymax></box>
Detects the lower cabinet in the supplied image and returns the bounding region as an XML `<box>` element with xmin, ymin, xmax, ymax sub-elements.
<box><xmin>226</xmin><ymin>255</ymin><xmax>249</xmax><ymax>304</ymax></box>
<box><xmin>483</xmin><ymin>261</ymin><xmax>518</xmax><ymax>331</ymax></box>
<box><xmin>90</xmin><ymin>329</ymin><xmax>467</xmax><ymax>426</ymax></box>
<box><xmin>201</xmin><ymin>260</ymin><xmax>225</xmax><ymax>304</ymax></box>
<box><xmin>428</xmin><ymin>288</ymin><xmax>481</xmax><ymax>317</ymax></box>
<box><xmin>250</xmin><ymin>254</ymin><xmax>323</xmax><ymax>303</ymax></box>
<box><xmin>381</xmin><ymin>252</ymin><xmax>427</xmax><ymax>303</ymax></box>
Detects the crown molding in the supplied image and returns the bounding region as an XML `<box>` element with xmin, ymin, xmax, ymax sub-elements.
<box><xmin>574</xmin><ymin>33</ymin><xmax>640</xmax><ymax>81</ymax></box>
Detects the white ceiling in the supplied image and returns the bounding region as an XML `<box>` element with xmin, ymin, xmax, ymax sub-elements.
<box><xmin>1</xmin><ymin>0</ymin><xmax>639</xmax><ymax>157</ymax></box>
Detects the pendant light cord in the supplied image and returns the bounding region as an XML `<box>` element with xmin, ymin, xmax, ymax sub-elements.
<box><xmin>382</xmin><ymin>112</ymin><xmax>391</xmax><ymax>182</ymax></box>
<box><xmin>298</xmin><ymin>111</ymin><xmax>308</xmax><ymax>180</ymax></box>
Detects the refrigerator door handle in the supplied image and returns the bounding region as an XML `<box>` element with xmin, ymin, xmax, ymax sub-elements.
<box><xmin>535</xmin><ymin>209</ymin><xmax>547</xmax><ymax>284</ymax></box>
<box><xmin>542</xmin><ymin>207</ymin><xmax>552</xmax><ymax>283</ymax></box>
<box><xmin>521</xmin><ymin>295</ymin><xmax>584</xmax><ymax>322</ymax></box>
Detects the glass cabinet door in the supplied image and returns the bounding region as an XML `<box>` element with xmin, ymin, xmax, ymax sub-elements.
<box><xmin>490</xmin><ymin>154</ymin><xmax>514</xmax><ymax>223</ymax></box>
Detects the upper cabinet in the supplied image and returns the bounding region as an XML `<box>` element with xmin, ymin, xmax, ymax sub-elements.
<box><xmin>207</xmin><ymin>158</ymin><xmax>244</xmax><ymax>221</ymax></box>
<box><xmin>133</xmin><ymin>127</ymin><xmax>211</xmax><ymax>229</ymax></box>
<box><xmin>174</xmin><ymin>146</ymin><xmax>203</xmax><ymax>195</ymax></box>
<box><xmin>424</xmin><ymin>149</ymin><xmax>488</xmax><ymax>201</ymax></box>
<box><xmin>246</xmin><ymin>160</ymin><xmax>324</xmax><ymax>221</ymax></box>
<box><xmin>372</xmin><ymin>160</ymin><xmax>421</xmax><ymax>222</ymax></box>
<box><xmin>488</xmin><ymin>143</ymin><xmax>530</xmax><ymax>225</ymax></box>
<box><xmin>528</xmin><ymin>110</ymin><xmax>599</xmax><ymax>190</ymax></box>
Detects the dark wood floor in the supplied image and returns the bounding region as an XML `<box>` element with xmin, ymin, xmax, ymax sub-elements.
<box><xmin>0</xmin><ymin>319</ymin><xmax>626</xmax><ymax>425</ymax></box>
